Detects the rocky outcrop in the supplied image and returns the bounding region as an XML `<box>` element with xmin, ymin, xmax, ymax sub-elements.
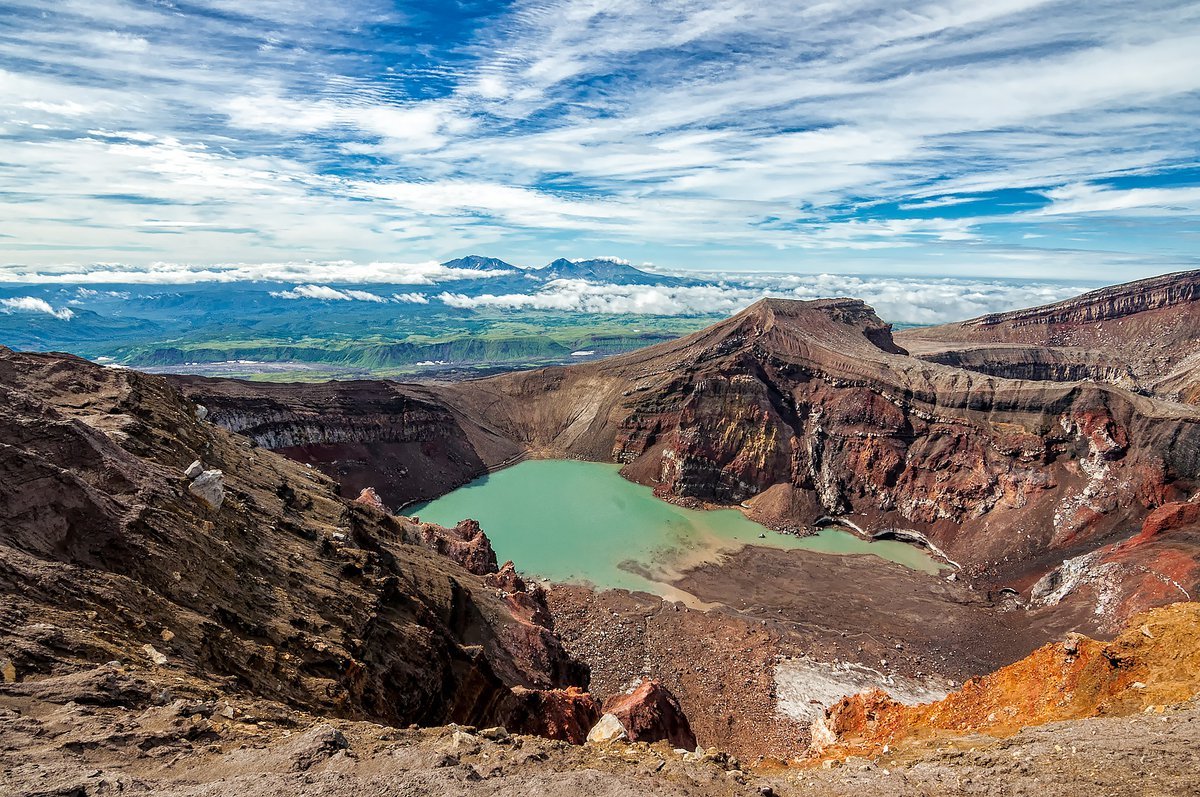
<box><xmin>810</xmin><ymin>601</ymin><xmax>1200</xmax><ymax>760</ymax></box>
<box><xmin>354</xmin><ymin>486</ymin><xmax>386</xmax><ymax>511</ymax></box>
<box><xmin>409</xmin><ymin>518</ymin><xmax>498</xmax><ymax>576</ymax></box>
<box><xmin>0</xmin><ymin>346</ymin><xmax>585</xmax><ymax>736</ymax></box>
<box><xmin>602</xmin><ymin>679</ymin><xmax>696</xmax><ymax>750</ymax></box>
<box><xmin>486</xmin><ymin>561</ymin><xmax>554</xmax><ymax>628</ymax></box>
<box><xmin>504</xmin><ymin>686</ymin><xmax>602</xmax><ymax>744</ymax></box>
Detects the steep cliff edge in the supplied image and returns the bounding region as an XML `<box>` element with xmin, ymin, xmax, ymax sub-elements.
<box><xmin>170</xmin><ymin>376</ymin><xmax>523</xmax><ymax>509</ymax></box>
<box><xmin>0</xmin><ymin>346</ymin><xmax>584</xmax><ymax>733</ymax></box>
<box><xmin>898</xmin><ymin>269</ymin><xmax>1200</xmax><ymax>399</ymax></box>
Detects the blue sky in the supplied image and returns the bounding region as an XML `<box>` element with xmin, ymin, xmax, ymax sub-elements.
<box><xmin>1</xmin><ymin>0</ymin><xmax>1199</xmax><ymax>282</ymax></box>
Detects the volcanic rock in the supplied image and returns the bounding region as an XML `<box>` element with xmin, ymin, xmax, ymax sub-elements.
<box><xmin>354</xmin><ymin>486</ymin><xmax>386</xmax><ymax>511</ymax></box>
<box><xmin>603</xmin><ymin>679</ymin><xmax>696</xmax><ymax>749</ymax></box>
<box><xmin>810</xmin><ymin>601</ymin><xmax>1200</xmax><ymax>759</ymax></box>
<box><xmin>411</xmin><ymin>518</ymin><xmax>498</xmax><ymax>576</ymax></box>
<box><xmin>586</xmin><ymin>712</ymin><xmax>629</xmax><ymax>744</ymax></box>
<box><xmin>187</xmin><ymin>468</ymin><xmax>225</xmax><ymax>510</ymax></box>
<box><xmin>485</xmin><ymin>561</ymin><xmax>553</xmax><ymax>627</ymax></box>
<box><xmin>506</xmin><ymin>686</ymin><xmax>603</xmax><ymax>744</ymax></box>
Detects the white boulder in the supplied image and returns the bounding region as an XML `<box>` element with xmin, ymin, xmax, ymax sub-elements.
<box><xmin>188</xmin><ymin>469</ymin><xmax>225</xmax><ymax>510</ymax></box>
<box><xmin>586</xmin><ymin>713</ymin><xmax>629</xmax><ymax>744</ymax></box>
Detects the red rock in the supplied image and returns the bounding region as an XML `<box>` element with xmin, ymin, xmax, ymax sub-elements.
<box><xmin>485</xmin><ymin>561</ymin><xmax>552</xmax><ymax>627</ymax></box>
<box><xmin>602</xmin><ymin>679</ymin><xmax>696</xmax><ymax>750</ymax></box>
<box><xmin>412</xmin><ymin>518</ymin><xmax>498</xmax><ymax>576</ymax></box>
<box><xmin>505</xmin><ymin>686</ymin><xmax>602</xmax><ymax>745</ymax></box>
<box><xmin>1132</xmin><ymin>501</ymin><xmax>1200</xmax><ymax>545</ymax></box>
<box><xmin>355</xmin><ymin>486</ymin><xmax>386</xmax><ymax>511</ymax></box>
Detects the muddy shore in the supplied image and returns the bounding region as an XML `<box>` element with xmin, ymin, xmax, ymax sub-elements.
<box><xmin>546</xmin><ymin>544</ymin><xmax>1061</xmax><ymax>761</ymax></box>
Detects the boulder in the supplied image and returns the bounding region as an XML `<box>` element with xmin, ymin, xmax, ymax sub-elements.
<box><xmin>188</xmin><ymin>469</ymin><xmax>225</xmax><ymax>510</ymax></box>
<box><xmin>283</xmin><ymin>723</ymin><xmax>348</xmax><ymax>771</ymax></box>
<box><xmin>586</xmin><ymin>713</ymin><xmax>629</xmax><ymax>744</ymax></box>
<box><xmin>602</xmin><ymin>679</ymin><xmax>697</xmax><ymax>750</ymax></box>
<box><xmin>355</xmin><ymin>487</ymin><xmax>386</xmax><ymax>511</ymax></box>
<box><xmin>183</xmin><ymin>460</ymin><xmax>204</xmax><ymax>479</ymax></box>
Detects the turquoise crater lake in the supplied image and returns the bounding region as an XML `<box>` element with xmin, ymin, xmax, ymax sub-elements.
<box><xmin>408</xmin><ymin>460</ymin><xmax>941</xmax><ymax>597</ymax></box>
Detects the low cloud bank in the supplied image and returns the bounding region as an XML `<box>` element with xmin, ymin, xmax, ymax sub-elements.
<box><xmin>439</xmin><ymin>274</ymin><xmax>1086</xmax><ymax>325</ymax></box>
<box><xmin>0</xmin><ymin>296</ymin><xmax>75</xmax><ymax>320</ymax></box>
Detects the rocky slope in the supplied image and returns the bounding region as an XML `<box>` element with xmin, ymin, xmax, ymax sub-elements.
<box><xmin>0</xmin><ymin>346</ymin><xmax>584</xmax><ymax>736</ymax></box>
<box><xmin>3</xmin><ymin>641</ymin><xmax>1197</xmax><ymax>797</ymax></box>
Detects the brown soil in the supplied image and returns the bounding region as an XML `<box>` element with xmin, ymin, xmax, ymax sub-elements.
<box><xmin>3</xmin><ymin>662</ymin><xmax>1197</xmax><ymax>797</ymax></box>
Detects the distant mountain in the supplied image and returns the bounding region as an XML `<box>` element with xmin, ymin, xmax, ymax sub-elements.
<box><xmin>441</xmin><ymin>255</ymin><xmax>518</xmax><ymax>271</ymax></box>
<box><xmin>534</xmin><ymin>257</ymin><xmax>689</xmax><ymax>286</ymax></box>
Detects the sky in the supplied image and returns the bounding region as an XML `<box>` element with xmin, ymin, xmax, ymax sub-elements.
<box><xmin>1</xmin><ymin>0</ymin><xmax>1199</xmax><ymax>283</ymax></box>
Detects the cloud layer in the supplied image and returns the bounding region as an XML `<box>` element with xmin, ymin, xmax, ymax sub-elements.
<box><xmin>439</xmin><ymin>274</ymin><xmax>1084</xmax><ymax>324</ymax></box>
<box><xmin>0</xmin><ymin>259</ymin><xmax>513</xmax><ymax>285</ymax></box>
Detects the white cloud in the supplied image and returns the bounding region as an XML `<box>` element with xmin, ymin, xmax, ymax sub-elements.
<box><xmin>1038</xmin><ymin>183</ymin><xmax>1200</xmax><ymax>216</ymax></box>
<box><xmin>0</xmin><ymin>296</ymin><xmax>75</xmax><ymax>320</ymax></box>
<box><xmin>0</xmin><ymin>0</ymin><xmax>1197</xmax><ymax>277</ymax></box>
<box><xmin>270</xmin><ymin>284</ymin><xmax>387</xmax><ymax>302</ymax></box>
<box><xmin>392</xmin><ymin>292</ymin><xmax>430</xmax><ymax>303</ymax></box>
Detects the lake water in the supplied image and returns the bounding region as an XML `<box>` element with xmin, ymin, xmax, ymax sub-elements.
<box><xmin>408</xmin><ymin>460</ymin><xmax>941</xmax><ymax>598</ymax></box>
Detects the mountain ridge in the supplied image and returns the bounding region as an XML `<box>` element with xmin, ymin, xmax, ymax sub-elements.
<box><xmin>170</xmin><ymin>278</ymin><xmax>1200</xmax><ymax>640</ymax></box>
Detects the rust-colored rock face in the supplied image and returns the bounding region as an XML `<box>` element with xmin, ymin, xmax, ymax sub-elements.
<box><xmin>809</xmin><ymin>601</ymin><xmax>1200</xmax><ymax>762</ymax></box>
<box><xmin>0</xmin><ymin>346</ymin><xmax>584</xmax><ymax>735</ymax></box>
<box><xmin>603</xmin><ymin>680</ymin><xmax>697</xmax><ymax>750</ymax></box>
<box><xmin>504</xmin><ymin>686</ymin><xmax>602</xmax><ymax>744</ymax></box>
<box><xmin>410</xmin><ymin>518</ymin><xmax>498</xmax><ymax>576</ymax></box>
